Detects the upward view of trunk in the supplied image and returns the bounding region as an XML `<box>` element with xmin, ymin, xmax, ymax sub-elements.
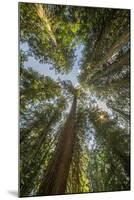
<box><xmin>38</xmin><ymin>95</ymin><xmax>77</xmax><ymax>195</ymax></box>
<box><xmin>113</xmin><ymin>146</ymin><xmax>130</xmax><ymax>177</ymax></box>
<box><xmin>109</xmin><ymin>105</ymin><xmax>130</xmax><ymax>121</ymax></box>
<box><xmin>35</xmin><ymin>4</ymin><xmax>57</xmax><ymax>47</ymax></box>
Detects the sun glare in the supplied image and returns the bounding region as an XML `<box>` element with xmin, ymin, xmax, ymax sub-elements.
<box><xmin>100</xmin><ymin>115</ymin><xmax>105</xmax><ymax>120</ymax></box>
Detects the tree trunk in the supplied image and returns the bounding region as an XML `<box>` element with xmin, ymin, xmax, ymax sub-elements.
<box><xmin>38</xmin><ymin>95</ymin><xmax>77</xmax><ymax>195</ymax></box>
<box><xmin>113</xmin><ymin>146</ymin><xmax>130</xmax><ymax>177</ymax></box>
<box><xmin>109</xmin><ymin>105</ymin><xmax>130</xmax><ymax>121</ymax></box>
<box><xmin>35</xmin><ymin>4</ymin><xmax>57</xmax><ymax>47</ymax></box>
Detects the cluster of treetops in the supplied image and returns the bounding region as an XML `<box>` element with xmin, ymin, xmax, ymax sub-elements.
<box><xmin>19</xmin><ymin>3</ymin><xmax>130</xmax><ymax>197</ymax></box>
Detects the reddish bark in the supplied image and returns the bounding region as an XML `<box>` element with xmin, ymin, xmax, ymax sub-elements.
<box><xmin>38</xmin><ymin>95</ymin><xmax>77</xmax><ymax>195</ymax></box>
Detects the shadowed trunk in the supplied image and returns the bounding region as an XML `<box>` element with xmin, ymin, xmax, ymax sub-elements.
<box><xmin>20</xmin><ymin>112</ymin><xmax>58</xmax><ymax>194</ymax></box>
<box><xmin>113</xmin><ymin>146</ymin><xmax>130</xmax><ymax>177</ymax></box>
<box><xmin>38</xmin><ymin>95</ymin><xmax>77</xmax><ymax>195</ymax></box>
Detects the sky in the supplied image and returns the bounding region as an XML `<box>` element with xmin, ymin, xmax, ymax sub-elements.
<box><xmin>22</xmin><ymin>42</ymin><xmax>83</xmax><ymax>85</ymax></box>
<box><xmin>21</xmin><ymin>42</ymin><xmax>112</xmax><ymax>114</ymax></box>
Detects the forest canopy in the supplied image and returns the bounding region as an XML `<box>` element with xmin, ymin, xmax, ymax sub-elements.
<box><xmin>19</xmin><ymin>3</ymin><xmax>130</xmax><ymax>197</ymax></box>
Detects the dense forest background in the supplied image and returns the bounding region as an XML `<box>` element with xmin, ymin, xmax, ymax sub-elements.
<box><xmin>19</xmin><ymin>3</ymin><xmax>130</xmax><ymax>197</ymax></box>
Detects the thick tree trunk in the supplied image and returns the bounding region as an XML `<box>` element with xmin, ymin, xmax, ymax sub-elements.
<box><xmin>38</xmin><ymin>95</ymin><xmax>77</xmax><ymax>195</ymax></box>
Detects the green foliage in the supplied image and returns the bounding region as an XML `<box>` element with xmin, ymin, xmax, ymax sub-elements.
<box><xmin>19</xmin><ymin>3</ymin><xmax>78</xmax><ymax>73</ymax></box>
<box><xmin>78</xmin><ymin>8</ymin><xmax>130</xmax><ymax>124</ymax></box>
<box><xmin>19</xmin><ymin>3</ymin><xmax>130</xmax><ymax>197</ymax></box>
<box><xmin>20</xmin><ymin>62</ymin><xmax>67</xmax><ymax>196</ymax></box>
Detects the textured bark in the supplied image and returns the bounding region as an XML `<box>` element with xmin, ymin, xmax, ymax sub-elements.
<box><xmin>38</xmin><ymin>96</ymin><xmax>77</xmax><ymax>195</ymax></box>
